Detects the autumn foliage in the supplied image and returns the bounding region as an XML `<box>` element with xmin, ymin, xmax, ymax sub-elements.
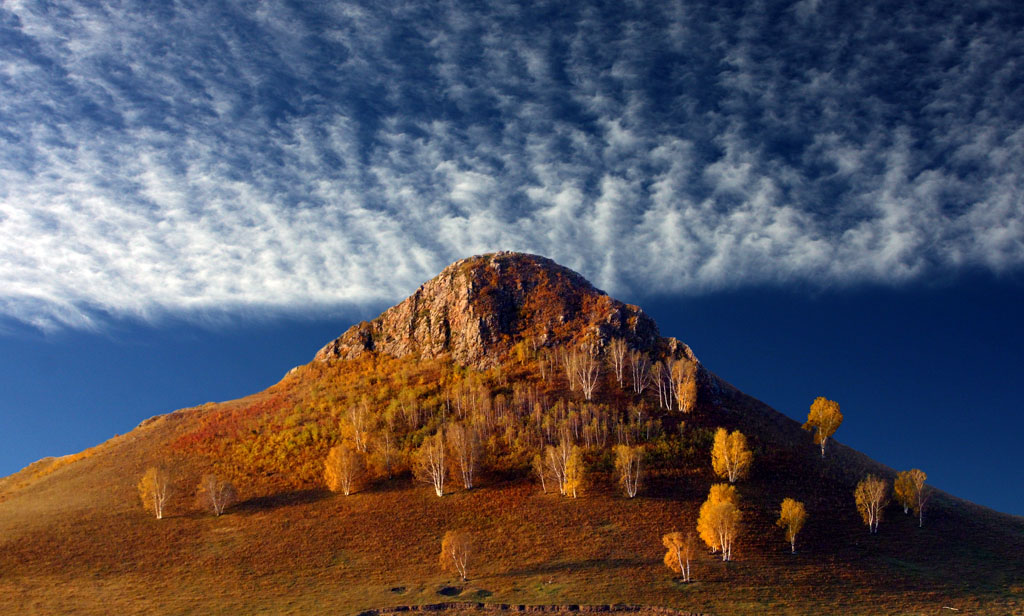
<box><xmin>803</xmin><ymin>396</ymin><xmax>843</xmax><ymax>458</ymax></box>
<box><xmin>439</xmin><ymin>530</ymin><xmax>472</xmax><ymax>581</ymax></box>
<box><xmin>776</xmin><ymin>497</ymin><xmax>807</xmax><ymax>553</ymax></box>
<box><xmin>697</xmin><ymin>483</ymin><xmax>742</xmax><ymax>561</ymax></box>
<box><xmin>324</xmin><ymin>441</ymin><xmax>367</xmax><ymax>496</ymax></box>
<box><xmin>855</xmin><ymin>474</ymin><xmax>889</xmax><ymax>534</ymax></box>
<box><xmin>711</xmin><ymin>428</ymin><xmax>753</xmax><ymax>483</ymax></box>
<box><xmin>894</xmin><ymin>468</ymin><xmax>929</xmax><ymax>527</ymax></box>
<box><xmin>662</xmin><ymin>531</ymin><xmax>696</xmax><ymax>582</ymax></box>
<box><xmin>138</xmin><ymin>466</ymin><xmax>172</xmax><ymax>520</ymax></box>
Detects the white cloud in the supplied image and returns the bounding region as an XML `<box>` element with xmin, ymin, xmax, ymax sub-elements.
<box><xmin>1</xmin><ymin>0</ymin><xmax>1022</xmax><ymax>330</ymax></box>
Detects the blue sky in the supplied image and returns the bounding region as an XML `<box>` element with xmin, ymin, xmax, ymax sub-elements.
<box><xmin>1</xmin><ymin>1</ymin><xmax>1022</xmax><ymax>514</ymax></box>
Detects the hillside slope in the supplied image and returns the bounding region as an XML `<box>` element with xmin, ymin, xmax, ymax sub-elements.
<box><xmin>0</xmin><ymin>252</ymin><xmax>1021</xmax><ymax>615</ymax></box>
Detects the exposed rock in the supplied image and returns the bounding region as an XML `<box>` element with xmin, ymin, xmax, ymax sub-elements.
<box><xmin>315</xmin><ymin>252</ymin><xmax>692</xmax><ymax>368</ymax></box>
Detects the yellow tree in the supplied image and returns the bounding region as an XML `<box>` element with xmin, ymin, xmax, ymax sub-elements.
<box><xmin>711</xmin><ymin>428</ymin><xmax>753</xmax><ymax>483</ymax></box>
<box><xmin>855</xmin><ymin>474</ymin><xmax>889</xmax><ymax>534</ymax></box>
<box><xmin>414</xmin><ymin>429</ymin><xmax>446</xmax><ymax>497</ymax></box>
<box><xmin>614</xmin><ymin>444</ymin><xmax>643</xmax><ymax>498</ymax></box>
<box><xmin>662</xmin><ymin>531</ymin><xmax>696</xmax><ymax>582</ymax></box>
<box><xmin>697</xmin><ymin>483</ymin><xmax>741</xmax><ymax>560</ymax></box>
<box><xmin>776</xmin><ymin>498</ymin><xmax>807</xmax><ymax>553</ymax></box>
<box><xmin>324</xmin><ymin>441</ymin><xmax>366</xmax><ymax>496</ymax></box>
<box><xmin>670</xmin><ymin>358</ymin><xmax>698</xmax><ymax>413</ymax></box>
<box><xmin>439</xmin><ymin>530</ymin><xmax>472</xmax><ymax>581</ymax></box>
<box><xmin>803</xmin><ymin>396</ymin><xmax>843</xmax><ymax>457</ymax></box>
<box><xmin>564</xmin><ymin>445</ymin><xmax>586</xmax><ymax>498</ymax></box>
<box><xmin>894</xmin><ymin>469</ymin><xmax>930</xmax><ymax>527</ymax></box>
<box><xmin>138</xmin><ymin>466</ymin><xmax>172</xmax><ymax>520</ymax></box>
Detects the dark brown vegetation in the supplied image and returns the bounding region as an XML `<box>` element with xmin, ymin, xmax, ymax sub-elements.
<box><xmin>0</xmin><ymin>253</ymin><xmax>1021</xmax><ymax>615</ymax></box>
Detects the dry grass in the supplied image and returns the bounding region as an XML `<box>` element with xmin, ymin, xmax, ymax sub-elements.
<box><xmin>0</xmin><ymin>357</ymin><xmax>1022</xmax><ymax>615</ymax></box>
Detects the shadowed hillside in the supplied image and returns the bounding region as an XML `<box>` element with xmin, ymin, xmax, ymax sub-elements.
<box><xmin>0</xmin><ymin>252</ymin><xmax>1021</xmax><ymax>615</ymax></box>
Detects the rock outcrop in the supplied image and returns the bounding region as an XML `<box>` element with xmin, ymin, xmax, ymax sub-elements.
<box><xmin>315</xmin><ymin>252</ymin><xmax>693</xmax><ymax>368</ymax></box>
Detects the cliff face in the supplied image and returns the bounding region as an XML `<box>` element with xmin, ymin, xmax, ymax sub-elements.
<box><xmin>315</xmin><ymin>252</ymin><xmax>688</xmax><ymax>368</ymax></box>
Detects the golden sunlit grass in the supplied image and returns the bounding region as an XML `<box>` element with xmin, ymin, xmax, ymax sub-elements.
<box><xmin>0</xmin><ymin>341</ymin><xmax>1021</xmax><ymax>615</ymax></box>
<box><xmin>1</xmin><ymin>407</ymin><xmax>1021</xmax><ymax>616</ymax></box>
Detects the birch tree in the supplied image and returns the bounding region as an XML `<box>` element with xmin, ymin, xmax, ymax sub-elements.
<box><xmin>325</xmin><ymin>441</ymin><xmax>366</xmax><ymax>496</ymax></box>
<box><xmin>608</xmin><ymin>338</ymin><xmax>628</xmax><ymax>388</ymax></box>
<box><xmin>347</xmin><ymin>397</ymin><xmax>372</xmax><ymax>453</ymax></box>
<box><xmin>560</xmin><ymin>347</ymin><xmax>579</xmax><ymax>391</ymax></box>
<box><xmin>711</xmin><ymin>428</ymin><xmax>753</xmax><ymax>483</ymax></box>
<box><xmin>697</xmin><ymin>483</ymin><xmax>740</xmax><ymax>560</ymax></box>
<box><xmin>614</xmin><ymin>444</ymin><xmax>643</xmax><ymax>498</ymax></box>
<box><xmin>894</xmin><ymin>468</ymin><xmax>930</xmax><ymax>527</ymax></box>
<box><xmin>197</xmin><ymin>474</ymin><xmax>236</xmax><ymax>516</ymax></box>
<box><xmin>670</xmin><ymin>358</ymin><xmax>698</xmax><ymax>413</ymax></box>
<box><xmin>532</xmin><ymin>452</ymin><xmax>551</xmax><ymax>494</ymax></box>
<box><xmin>447</xmin><ymin>422</ymin><xmax>480</xmax><ymax>490</ymax></box>
<box><xmin>855</xmin><ymin>474</ymin><xmax>889</xmax><ymax>534</ymax></box>
<box><xmin>575</xmin><ymin>345</ymin><xmax>601</xmax><ymax>401</ymax></box>
<box><xmin>628</xmin><ymin>350</ymin><xmax>651</xmax><ymax>395</ymax></box>
<box><xmin>439</xmin><ymin>530</ymin><xmax>472</xmax><ymax>581</ymax></box>
<box><xmin>564</xmin><ymin>445</ymin><xmax>586</xmax><ymax>498</ymax></box>
<box><xmin>776</xmin><ymin>498</ymin><xmax>807</xmax><ymax>553</ymax></box>
<box><xmin>414</xmin><ymin>429</ymin><xmax>446</xmax><ymax>497</ymax></box>
<box><xmin>138</xmin><ymin>466</ymin><xmax>172</xmax><ymax>520</ymax></box>
<box><xmin>662</xmin><ymin>531</ymin><xmax>696</xmax><ymax>582</ymax></box>
<box><xmin>803</xmin><ymin>397</ymin><xmax>843</xmax><ymax>458</ymax></box>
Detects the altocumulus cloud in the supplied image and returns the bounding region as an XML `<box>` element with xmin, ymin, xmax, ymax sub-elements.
<box><xmin>1</xmin><ymin>0</ymin><xmax>1022</xmax><ymax>329</ymax></box>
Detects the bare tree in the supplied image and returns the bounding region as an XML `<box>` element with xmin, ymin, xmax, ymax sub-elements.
<box><xmin>544</xmin><ymin>428</ymin><xmax>581</xmax><ymax>497</ymax></box>
<box><xmin>532</xmin><ymin>452</ymin><xmax>551</xmax><ymax>494</ymax></box>
<box><xmin>347</xmin><ymin>397</ymin><xmax>371</xmax><ymax>453</ymax></box>
<box><xmin>414</xmin><ymin>429</ymin><xmax>446</xmax><ymax>497</ymax></box>
<box><xmin>608</xmin><ymin>338</ymin><xmax>628</xmax><ymax>388</ymax></box>
<box><xmin>614</xmin><ymin>444</ymin><xmax>643</xmax><ymax>498</ymax></box>
<box><xmin>138</xmin><ymin>466</ymin><xmax>172</xmax><ymax>520</ymax></box>
<box><xmin>559</xmin><ymin>347</ymin><xmax>579</xmax><ymax>391</ymax></box>
<box><xmin>439</xmin><ymin>530</ymin><xmax>472</xmax><ymax>581</ymax></box>
<box><xmin>372</xmin><ymin>411</ymin><xmax>397</xmax><ymax>479</ymax></box>
<box><xmin>197</xmin><ymin>474</ymin><xmax>236</xmax><ymax>516</ymax></box>
<box><xmin>575</xmin><ymin>345</ymin><xmax>601</xmax><ymax>401</ymax></box>
<box><xmin>855</xmin><ymin>474</ymin><xmax>889</xmax><ymax>534</ymax></box>
<box><xmin>447</xmin><ymin>422</ymin><xmax>480</xmax><ymax>490</ymax></box>
<box><xmin>652</xmin><ymin>361</ymin><xmax>670</xmax><ymax>409</ymax></box>
<box><xmin>628</xmin><ymin>350</ymin><xmax>651</xmax><ymax>395</ymax></box>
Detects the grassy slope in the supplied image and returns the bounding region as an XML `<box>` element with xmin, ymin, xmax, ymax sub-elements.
<box><xmin>0</xmin><ymin>360</ymin><xmax>1022</xmax><ymax>615</ymax></box>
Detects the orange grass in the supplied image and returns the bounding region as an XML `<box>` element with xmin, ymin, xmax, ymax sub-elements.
<box><xmin>0</xmin><ymin>354</ymin><xmax>1022</xmax><ymax>615</ymax></box>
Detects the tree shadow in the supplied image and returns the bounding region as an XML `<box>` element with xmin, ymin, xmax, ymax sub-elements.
<box><xmin>233</xmin><ymin>488</ymin><xmax>333</xmax><ymax>514</ymax></box>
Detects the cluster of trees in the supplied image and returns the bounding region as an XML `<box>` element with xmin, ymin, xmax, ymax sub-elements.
<box><xmin>137</xmin><ymin>466</ymin><xmax>237</xmax><ymax>519</ymax></box>
<box><xmin>662</xmin><ymin>488</ymin><xmax>807</xmax><ymax>581</ymax></box>
<box><xmin>537</xmin><ymin>340</ymin><xmax>699</xmax><ymax>412</ymax></box>
<box><xmin>855</xmin><ymin>469</ymin><xmax>930</xmax><ymax>533</ymax></box>
<box><xmin>150</xmin><ymin>337</ymin><xmax>935</xmax><ymax>587</ymax></box>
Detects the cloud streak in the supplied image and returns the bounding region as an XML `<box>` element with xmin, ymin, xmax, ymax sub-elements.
<box><xmin>1</xmin><ymin>0</ymin><xmax>1022</xmax><ymax>329</ymax></box>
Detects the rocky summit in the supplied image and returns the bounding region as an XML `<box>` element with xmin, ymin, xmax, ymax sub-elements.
<box><xmin>315</xmin><ymin>252</ymin><xmax>690</xmax><ymax>368</ymax></box>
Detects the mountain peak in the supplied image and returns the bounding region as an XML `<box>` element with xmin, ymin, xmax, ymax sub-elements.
<box><xmin>315</xmin><ymin>252</ymin><xmax>667</xmax><ymax>367</ymax></box>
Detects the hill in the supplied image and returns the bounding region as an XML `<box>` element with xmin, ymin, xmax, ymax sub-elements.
<box><xmin>0</xmin><ymin>252</ymin><xmax>1021</xmax><ymax>615</ymax></box>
